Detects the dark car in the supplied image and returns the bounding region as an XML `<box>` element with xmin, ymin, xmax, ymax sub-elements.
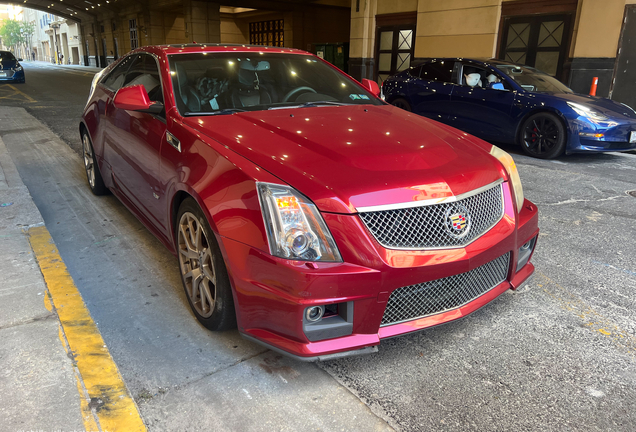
<box><xmin>0</xmin><ymin>51</ymin><xmax>25</xmax><ymax>83</ymax></box>
<box><xmin>80</xmin><ymin>45</ymin><xmax>537</xmax><ymax>360</ymax></box>
<box><xmin>383</xmin><ymin>58</ymin><xmax>636</xmax><ymax>159</ymax></box>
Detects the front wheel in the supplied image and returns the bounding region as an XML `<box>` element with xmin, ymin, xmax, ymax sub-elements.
<box><xmin>82</xmin><ymin>132</ymin><xmax>108</xmax><ymax>195</ymax></box>
<box><xmin>391</xmin><ymin>98</ymin><xmax>412</xmax><ymax>112</ymax></box>
<box><xmin>176</xmin><ymin>198</ymin><xmax>236</xmax><ymax>331</ymax></box>
<box><xmin>519</xmin><ymin>112</ymin><xmax>566</xmax><ymax>159</ymax></box>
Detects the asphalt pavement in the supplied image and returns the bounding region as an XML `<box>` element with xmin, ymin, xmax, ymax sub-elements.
<box><xmin>1</xmin><ymin>61</ymin><xmax>635</xmax><ymax>432</ymax></box>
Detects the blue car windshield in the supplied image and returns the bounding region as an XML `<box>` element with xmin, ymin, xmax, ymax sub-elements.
<box><xmin>497</xmin><ymin>65</ymin><xmax>572</xmax><ymax>93</ymax></box>
<box><xmin>0</xmin><ymin>52</ymin><xmax>16</xmax><ymax>62</ymax></box>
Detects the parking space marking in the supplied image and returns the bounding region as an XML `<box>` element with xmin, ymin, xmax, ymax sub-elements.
<box><xmin>6</xmin><ymin>84</ymin><xmax>36</xmax><ymax>102</ymax></box>
<box><xmin>0</xmin><ymin>84</ymin><xmax>36</xmax><ymax>103</ymax></box>
<box><xmin>28</xmin><ymin>225</ymin><xmax>146</xmax><ymax>432</ymax></box>
<box><xmin>536</xmin><ymin>270</ymin><xmax>636</xmax><ymax>356</ymax></box>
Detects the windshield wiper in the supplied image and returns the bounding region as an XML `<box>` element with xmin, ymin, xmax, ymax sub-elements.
<box><xmin>184</xmin><ymin>108</ymin><xmax>247</xmax><ymax>116</ymax></box>
<box><xmin>268</xmin><ymin>101</ymin><xmax>351</xmax><ymax>110</ymax></box>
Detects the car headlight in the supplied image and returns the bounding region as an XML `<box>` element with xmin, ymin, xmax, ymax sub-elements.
<box><xmin>14</xmin><ymin>66</ymin><xmax>22</xmax><ymax>71</ymax></box>
<box><xmin>567</xmin><ymin>101</ymin><xmax>609</xmax><ymax>121</ymax></box>
<box><xmin>257</xmin><ymin>182</ymin><xmax>342</xmax><ymax>262</ymax></box>
<box><xmin>490</xmin><ymin>146</ymin><xmax>524</xmax><ymax>211</ymax></box>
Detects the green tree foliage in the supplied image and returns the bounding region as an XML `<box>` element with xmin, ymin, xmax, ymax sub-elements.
<box><xmin>0</xmin><ymin>19</ymin><xmax>35</xmax><ymax>50</ymax></box>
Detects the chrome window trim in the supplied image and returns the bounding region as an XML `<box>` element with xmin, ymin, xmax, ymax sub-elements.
<box><xmin>355</xmin><ymin>178</ymin><xmax>503</xmax><ymax>213</ymax></box>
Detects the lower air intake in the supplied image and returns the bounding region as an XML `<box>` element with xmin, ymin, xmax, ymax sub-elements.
<box><xmin>381</xmin><ymin>253</ymin><xmax>510</xmax><ymax>326</ymax></box>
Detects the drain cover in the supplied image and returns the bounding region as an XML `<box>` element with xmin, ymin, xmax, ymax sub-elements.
<box><xmin>628</xmin><ymin>190</ymin><xmax>636</xmax><ymax>198</ymax></box>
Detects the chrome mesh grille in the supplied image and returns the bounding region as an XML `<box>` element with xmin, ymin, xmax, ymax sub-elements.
<box><xmin>381</xmin><ymin>252</ymin><xmax>510</xmax><ymax>326</ymax></box>
<box><xmin>359</xmin><ymin>183</ymin><xmax>504</xmax><ymax>249</ymax></box>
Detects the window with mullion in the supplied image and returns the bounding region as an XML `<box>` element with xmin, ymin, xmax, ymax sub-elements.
<box><xmin>375</xmin><ymin>26</ymin><xmax>415</xmax><ymax>85</ymax></box>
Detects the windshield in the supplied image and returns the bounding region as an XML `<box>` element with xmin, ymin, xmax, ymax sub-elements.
<box><xmin>168</xmin><ymin>53</ymin><xmax>382</xmax><ymax>116</ymax></box>
<box><xmin>496</xmin><ymin>64</ymin><xmax>572</xmax><ymax>93</ymax></box>
<box><xmin>0</xmin><ymin>52</ymin><xmax>16</xmax><ymax>62</ymax></box>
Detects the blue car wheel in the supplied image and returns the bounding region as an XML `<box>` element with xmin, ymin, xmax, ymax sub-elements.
<box><xmin>391</xmin><ymin>98</ymin><xmax>411</xmax><ymax>112</ymax></box>
<box><xmin>520</xmin><ymin>112</ymin><xmax>566</xmax><ymax>159</ymax></box>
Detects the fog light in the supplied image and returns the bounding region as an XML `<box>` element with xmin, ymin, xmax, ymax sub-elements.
<box><xmin>303</xmin><ymin>302</ymin><xmax>354</xmax><ymax>342</ymax></box>
<box><xmin>517</xmin><ymin>236</ymin><xmax>537</xmax><ymax>270</ymax></box>
<box><xmin>305</xmin><ymin>305</ymin><xmax>324</xmax><ymax>322</ymax></box>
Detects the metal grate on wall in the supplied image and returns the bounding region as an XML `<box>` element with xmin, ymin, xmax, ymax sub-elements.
<box><xmin>249</xmin><ymin>19</ymin><xmax>284</xmax><ymax>47</ymax></box>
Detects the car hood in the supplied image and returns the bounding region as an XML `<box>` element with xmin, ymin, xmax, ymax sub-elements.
<box><xmin>0</xmin><ymin>59</ymin><xmax>18</xmax><ymax>70</ymax></box>
<box><xmin>548</xmin><ymin>92</ymin><xmax>636</xmax><ymax>119</ymax></box>
<box><xmin>184</xmin><ymin>105</ymin><xmax>504</xmax><ymax>214</ymax></box>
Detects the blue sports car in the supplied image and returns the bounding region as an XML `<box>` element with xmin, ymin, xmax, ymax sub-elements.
<box><xmin>383</xmin><ymin>58</ymin><xmax>636</xmax><ymax>159</ymax></box>
<box><xmin>0</xmin><ymin>51</ymin><xmax>25</xmax><ymax>84</ymax></box>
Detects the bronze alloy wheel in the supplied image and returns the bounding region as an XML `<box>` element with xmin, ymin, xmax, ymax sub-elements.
<box><xmin>81</xmin><ymin>132</ymin><xmax>107</xmax><ymax>195</ymax></box>
<box><xmin>82</xmin><ymin>133</ymin><xmax>96</xmax><ymax>189</ymax></box>
<box><xmin>175</xmin><ymin>198</ymin><xmax>236</xmax><ymax>331</ymax></box>
<box><xmin>177</xmin><ymin>211</ymin><xmax>217</xmax><ymax>319</ymax></box>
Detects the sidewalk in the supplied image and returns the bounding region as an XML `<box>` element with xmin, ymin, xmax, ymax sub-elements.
<box><xmin>26</xmin><ymin>59</ymin><xmax>104</xmax><ymax>74</ymax></box>
<box><xmin>0</xmin><ymin>107</ymin><xmax>395</xmax><ymax>432</ymax></box>
<box><xmin>0</xmin><ymin>137</ymin><xmax>88</xmax><ymax>430</ymax></box>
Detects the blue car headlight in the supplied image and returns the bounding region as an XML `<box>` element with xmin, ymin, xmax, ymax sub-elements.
<box><xmin>567</xmin><ymin>102</ymin><xmax>609</xmax><ymax>121</ymax></box>
<box><xmin>14</xmin><ymin>66</ymin><xmax>23</xmax><ymax>72</ymax></box>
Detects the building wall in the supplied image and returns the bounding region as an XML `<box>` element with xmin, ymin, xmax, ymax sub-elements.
<box><xmin>415</xmin><ymin>0</ymin><xmax>501</xmax><ymax>59</ymax></box>
<box><xmin>220</xmin><ymin>15</ymin><xmax>249</xmax><ymax>44</ymax></box>
<box><xmin>347</xmin><ymin>0</ymin><xmax>636</xmax><ymax>99</ymax></box>
<box><xmin>574</xmin><ymin>0</ymin><xmax>625</xmax><ymax>58</ymax></box>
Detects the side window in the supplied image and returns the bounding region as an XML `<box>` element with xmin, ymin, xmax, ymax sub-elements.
<box><xmin>419</xmin><ymin>61</ymin><xmax>455</xmax><ymax>83</ymax></box>
<box><xmin>484</xmin><ymin>69</ymin><xmax>512</xmax><ymax>90</ymax></box>
<box><xmin>461</xmin><ymin>64</ymin><xmax>488</xmax><ymax>88</ymax></box>
<box><xmin>122</xmin><ymin>53</ymin><xmax>163</xmax><ymax>103</ymax></box>
<box><xmin>101</xmin><ymin>55</ymin><xmax>135</xmax><ymax>91</ymax></box>
<box><xmin>408</xmin><ymin>65</ymin><xmax>422</xmax><ymax>78</ymax></box>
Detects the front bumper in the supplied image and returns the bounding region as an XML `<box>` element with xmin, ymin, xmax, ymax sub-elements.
<box><xmin>566</xmin><ymin>116</ymin><xmax>636</xmax><ymax>153</ymax></box>
<box><xmin>0</xmin><ymin>69</ymin><xmax>25</xmax><ymax>82</ymax></box>
<box><xmin>222</xmin><ymin>183</ymin><xmax>539</xmax><ymax>360</ymax></box>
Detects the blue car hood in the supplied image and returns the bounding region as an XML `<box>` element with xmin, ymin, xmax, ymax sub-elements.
<box><xmin>0</xmin><ymin>60</ymin><xmax>18</xmax><ymax>70</ymax></box>
<box><xmin>548</xmin><ymin>92</ymin><xmax>636</xmax><ymax>119</ymax></box>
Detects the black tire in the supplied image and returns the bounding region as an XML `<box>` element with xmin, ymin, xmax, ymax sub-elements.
<box><xmin>391</xmin><ymin>98</ymin><xmax>412</xmax><ymax>112</ymax></box>
<box><xmin>176</xmin><ymin>198</ymin><xmax>236</xmax><ymax>331</ymax></box>
<box><xmin>81</xmin><ymin>131</ymin><xmax>108</xmax><ymax>195</ymax></box>
<box><xmin>519</xmin><ymin>112</ymin><xmax>566</xmax><ymax>159</ymax></box>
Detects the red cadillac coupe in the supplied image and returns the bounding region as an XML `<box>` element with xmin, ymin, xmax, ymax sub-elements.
<box><xmin>80</xmin><ymin>44</ymin><xmax>538</xmax><ymax>361</ymax></box>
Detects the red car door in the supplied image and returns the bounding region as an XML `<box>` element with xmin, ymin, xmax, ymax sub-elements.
<box><xmin>103</xmin><ymin>53</ymin><xmax>169</xmax><ymax>234</ymax></box>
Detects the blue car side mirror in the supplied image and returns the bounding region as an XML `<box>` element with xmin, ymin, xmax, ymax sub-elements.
<box><xmin>490</xmin><ymin>82</ymin><xmax>506</xmax><ymax>90</ymax></box>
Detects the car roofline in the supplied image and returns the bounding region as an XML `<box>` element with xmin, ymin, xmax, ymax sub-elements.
<box><xmin>139</xmin><ymin>43</ymin><xmax>308</xmax><ymax>55</ymax></box>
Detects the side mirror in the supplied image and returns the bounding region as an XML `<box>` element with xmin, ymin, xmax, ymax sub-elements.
<box><xmin>114</xmin><ymin>85</ymin><xmax>163</xmax><ymax>114</ymax></box>
<box><xmin>17</xmin><ymin>58</ymin><xmax>23</xmax><ymax>62</ymax></box>
<box><xmin>361</xmin><ymin>78</ymin><xmax>381</xmax><ymax>97</ymax></box>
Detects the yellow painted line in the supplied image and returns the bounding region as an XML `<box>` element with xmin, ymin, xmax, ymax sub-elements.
<box><xmin>6</xmin><ymin>84</ymin><xmax>36</xmax><ymax>103</ymax></box>
<box><xmin>28</xmin><ymin>225</ymin><xmax>146</xmax><ymax>432</ymax></box>
<box><xmin>536</xmin><ymin>270</ymin><xmax>636</xmax><ymax>355</ymax></box>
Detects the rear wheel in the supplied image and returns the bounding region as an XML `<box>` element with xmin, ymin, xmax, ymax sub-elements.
<box><xmin>391</xmin><ymin>98</ymin><xmax>412</xmax><ymax>112</ymax></box>
<box><xmin>176</xmin><ymin>198</ymin><xmax>236</xmax><ymax>331</ymax></box>
<box><xmin>82</xmin><ymin>131</ymin><xmax>108</xmax><ymax>195</ymax></box>
<box><xmin>519</xmin><ymin>112</ymin><xmax>566</xmax><ymax>159</ymax></box>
